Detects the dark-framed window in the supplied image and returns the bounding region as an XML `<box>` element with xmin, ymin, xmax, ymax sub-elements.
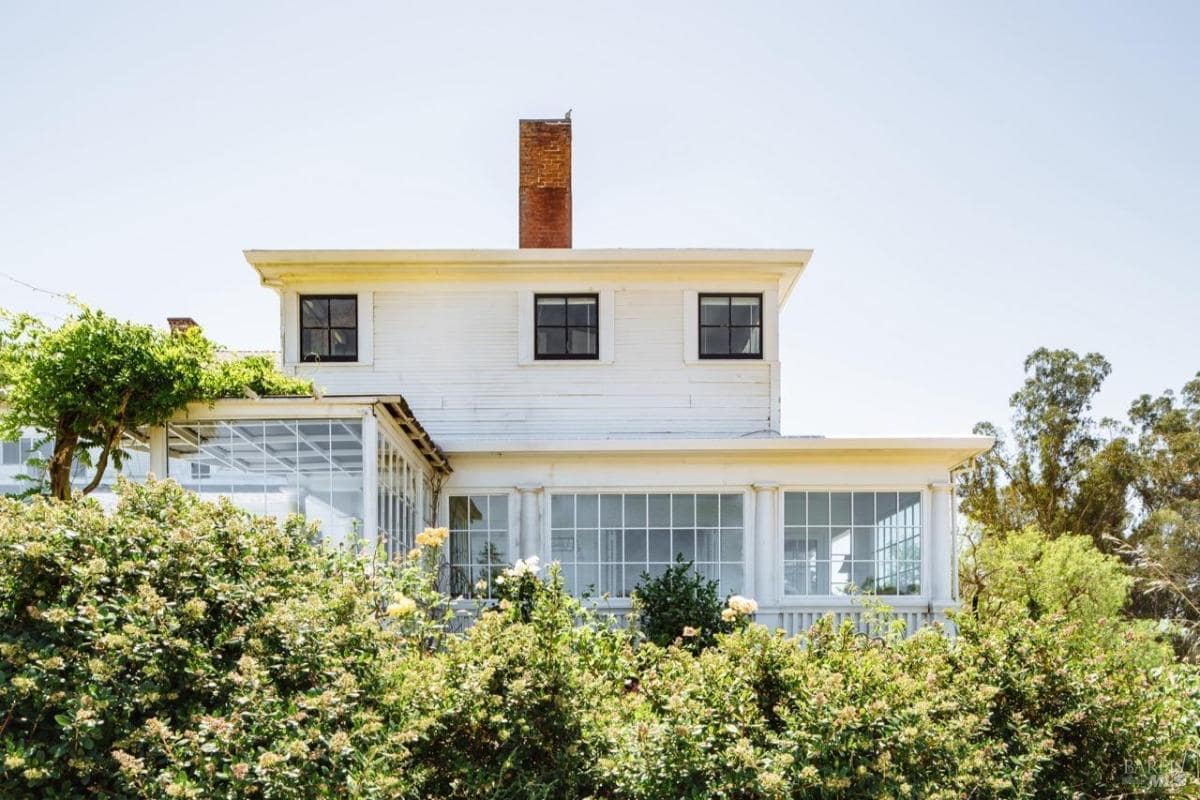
<box><xmin>699</xmin><ymin>293</ymin><xmax>762</xmax><ymax>359</ymax></box>
<box><xmin>300</xmin><ymin>295</ymin><xmax>358</xmax><ymax>362</ymax></box>
<box><xmin>535</xmin><ymin>294</ymin><xmax>599</xmax><ymax>360</ymax></box>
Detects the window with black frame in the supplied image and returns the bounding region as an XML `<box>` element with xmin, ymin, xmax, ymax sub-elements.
<box><xmin>699</xmin><ymin>294</ymin><xmax>762</xmax><ymax>358</ymax></box>
<box><xmin>535</xmin><ymin>294</ymin><xmax>598</xmax><ymax>359</ymax></box>
<box><xmin>300</xmin><ymin>295</ymin><xmax>358</xmax><ymax>362</ymax></box>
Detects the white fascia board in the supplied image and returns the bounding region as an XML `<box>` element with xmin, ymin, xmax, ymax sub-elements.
<box><xmin>440</xmin><ymin>435</ymin><xmax>995</xmax><ymax>459</ymax></box>
<box><xmin>245</xmin><ymin>248</ymin><xmax>812</xmax><ymax>291</ymax></box>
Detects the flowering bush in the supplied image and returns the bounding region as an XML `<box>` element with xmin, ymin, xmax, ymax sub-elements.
<box><xmin>2</xmin><ymin>482</ymin><xmax>1197</xmax><ymax>798</ymax></box>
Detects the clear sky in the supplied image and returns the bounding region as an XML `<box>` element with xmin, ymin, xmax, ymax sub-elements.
<box><xmin>2</xmin><ymin>2</ymin><xmax>1197</xmax><ymax>436</ymax></box>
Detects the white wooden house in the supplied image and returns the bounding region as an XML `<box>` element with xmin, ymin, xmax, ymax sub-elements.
<box><xmin>2</xmin><ymin>118</ymin><xmax>991</xmax><ymax>633</ymax></box>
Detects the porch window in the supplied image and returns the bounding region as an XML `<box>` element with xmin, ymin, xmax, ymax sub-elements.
<box><xmin>699</xmin><ymin>294</ymin><xmax>761</xmax><ymax>358</ymax></box>
<box><xmin>534</xmin><ymin>294</ymin><xmax>599</xmax><ymax>359</ymax></box>
<box><xmin>550</xmin><ymin>492</ymin><xmax>744</xmax><ymax>599</ymax></box>
<box><xmin>166</xmin><ymin>418</ymin><xmax>364</xmax><ymax>543</ymax></box>
<box><xmin>447</xmin><ymin>495</ymin><xmax>509</xmax><ymax>599</ymax></box>
<box><xmin>300</xmin><ymin>295</ymin><xmax>358</xmax><ymax>362</ymax></box>
<box><xmin>783</xmin><ymin>491</ymin><xmax>921</xmax><ymax>596</ymax></box>
<box><xmin>377</xmin><ymin>429</ymin><xmax>423</xmax><ymax>561</ymax></box>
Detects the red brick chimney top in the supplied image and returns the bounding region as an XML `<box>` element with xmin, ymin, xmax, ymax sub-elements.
<box><xmin>167</xmin><ymin>317</ymin><xmax>199</xmax><ymax>334</ymax></box>
<box><xmin>519</xmin><ymin>116</ymin><xmax>572</xmax><ymax>248</ymax></box>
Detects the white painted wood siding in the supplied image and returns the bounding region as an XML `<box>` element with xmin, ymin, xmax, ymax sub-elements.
<box><xmin>280</xmin><ymin>279</ymin><xmax>778</xmax><ymax>440</ymax></box>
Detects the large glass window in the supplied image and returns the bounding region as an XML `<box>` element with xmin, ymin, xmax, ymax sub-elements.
<box><xmin>448</xmin><ymin>495</ymin><xmax>509</xmax><ymax>599</ymax></box>
<box><xmin>377</xmin><ymin>429</ymin><xmax>424</xmax><ymax>561</ymax></box>
<box><xmin>167</xmin><ymin>419</ymin><xmax>363</xmax><ymax>543</ymax></box>
<box><xmin>535</xmin><ymin>294</ymin><xmax>598</xmax><ymax>359</ymax></box>
<box><xmin>300</xmin><ymin>295</ymin><xmax>358</xmax><ymax>362</ymax></box>
<box><xmin>550</xmin><ymin>492</ymin><xmax>744</xmax><ymax>599</ymax></box>
<box><xmin>783</xmin><ymin>491</ymin><xmax>921</xmax><ymax>596</ymax></box>
<box><xmin>699</xmin><ymin>294</ymin><xmax>762</xmax><ymax>358</ymax></box>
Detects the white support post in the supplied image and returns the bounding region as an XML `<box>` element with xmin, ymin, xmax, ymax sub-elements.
<box><xmin>147</xmin><ymin>425</ymin><xmax>168</xmax><ymax>480</ymax></box>
<box><xmin>928</xmin><ymin>481</ymin><xmax>954</xmax><ymax>615</ymax></box>
<box><xmin>361</xmin><ymin>411</ymin><xmax>379</xmax><ymax>557</ymax></box>
<box><xmin>517</xmin><ymin>485</ymin><xmax>542</xmax><ymax>562</ymax></box>
<box><xmin>752</xmin><ymin>483</ymin><xmax>778</xmax><ymax>606</ymax></box>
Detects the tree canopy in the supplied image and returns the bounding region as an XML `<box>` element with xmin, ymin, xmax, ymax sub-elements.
<box><xmin>958</xmin><ymin>346</ymin><xmax>1200</xmax><ymax>658</ymax></box>
<box><xmin>0</xmin><ymin>306</ymin><xmax>311</xmax><ymax>501</ymax></box>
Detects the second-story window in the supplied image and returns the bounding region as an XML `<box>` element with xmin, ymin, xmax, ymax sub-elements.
<box><xmin>300</xmin><ymin>295</ymin><xmax>357</xmax><ymax>362</ymax></box>
<box><xmin>699</xmin><ymin>294</ymin><xmax>762</xmax><ymax>359</ymax></box>
<box><xmin>535</xmin><ymin>294</ymin><xmax>598</xmax><ymax>360</ymax></box>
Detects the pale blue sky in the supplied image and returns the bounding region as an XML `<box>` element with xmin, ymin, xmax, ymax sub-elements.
<box><xmin>2</xmin><ymin>2</ymin><xmax>1197</xmax><ymax>436</ymax></box>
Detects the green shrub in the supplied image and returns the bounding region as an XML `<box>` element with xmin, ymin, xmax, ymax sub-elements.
<box><xmin>0</xmin><ymin>479</ymin><xmax>410</xmax><ymax>799</ymax></box>
<box><xmin>3</xmin><ymin>485</ymin><xmax>1197</xmax><ymax>798</ymax></box>
<box><xmin>631</xmin><ymin>556</ymin><xmax>740</xmax><ymax>653</ymax></box>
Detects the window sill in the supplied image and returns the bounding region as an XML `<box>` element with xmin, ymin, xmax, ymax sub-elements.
<box><xmin>286</xmin><ymin>360</ymin><xmax>374</xmax><ymax>369</ymax></box>
<box><xmin>683</xmin><ymin>357</ymin><xmax>776</xmax><ymax>367</ymax></box>
<box><xmin>518</xmin><ymin>358</ymin><xmax>613</xmax><ymax>367</ymax></box>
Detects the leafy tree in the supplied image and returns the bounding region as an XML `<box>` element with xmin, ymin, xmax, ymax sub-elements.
<box><xmin>958</xmin><ymin>348</ymin><xmax>1138</xmax><ymax>549</ymax></box>
<box><xmin>0</xmin><ymin>307</ymin><xmax>310</xmax><ymax>501</ymax></box>
<box><xmin>1122</xmin><ymin>374</ymin><xmax>1200</xmax><ymax>658</ymax></box>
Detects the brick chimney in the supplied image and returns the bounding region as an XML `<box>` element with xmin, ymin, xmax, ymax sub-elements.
<box><xmin>167</xmin><ymin>317</ymin><xmax>199</xmax><ymax>334</ymax></box>
<box><xmin>519</xmin><ymin>116</ymin><xmax>572</xmax><ymax>248</ymax></box>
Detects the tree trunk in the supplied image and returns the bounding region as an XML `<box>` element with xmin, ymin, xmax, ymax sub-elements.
<box><xmin>49</xmin><ymin>424</ymin><xmax>78</xmax><ymax>502</ymax></box>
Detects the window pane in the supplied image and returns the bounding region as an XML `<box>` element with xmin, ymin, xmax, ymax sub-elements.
<box><xmin>784</xmin><ymin>491</ymin><xmax>805</xmax><ymax>525</ymax></box>
<box><xmin>853</xmin><ymin>493</ymin><xmax>875</xmax><ymax>525</ymax></box>
<box><xmin>329</xmin><ymin>297</ymin><xmax>357</xmax><ymax>327</ymax></box>
<box><xmin>624</xmin><ymin>529</ymin><xmax>647</xmax><ymax>562</ymax></box>
<box><xmin>899</xmin><ymin>492</ymin><xmax>921</xmax><ymax>526</ymax></box>
<box><xmin>577</xmin><ymin>494</ymin><xmax>599</xmax><ymax>527</ymax></box>
<box><xmin>577</xmin><ymin>529</ymin><xmax>599</xmax><ymax>561</ymax></box>
<box><xmin>696</xmin><ymin>494</ymin><xmax>719</xmax><ymax>526</ymax></box>
<box><xmin>552</xmin><ymin>530</ymin><xmax>574</xmax><ymax>561</ymax></box>
<box><xmin>648</xmin><ymin>494</ymin><xmax>671</xmax><ymax>526</ymax></box>
<box><xmin>700</xmin><ymin>296</ymin><xmax>729</xmax><ymax>325</ymax></box>
<box><xmin>730</xmin><ymin>296</ymin><xmax>760</xmax><ymax>325</ymax></box>
<box><xmin>489</xmin><ymin>496</ymin><xmax>508</xmax><ymax>528</ymax></box>
<box><xmin>700</xmin><ymin>327</ymin><xmax>728</xmax><ymax>355</ymax></box>
<box><xmin>536</xmin><ymin>328</ymin><xmax>566</xmax><ymax>355</ymax></box>
<box><xmin>566</xmin><ymin>297</ymin><xmax>596</xmax><ymax>325</ymax></box>
<box><xmin>536</xmin><ymin>298</ymin><xmax>566</xmax><ymax>325</ymax></box>
<box><xmin>648</xmin><ymin>529</ymin><xmax>671</xmax><ymax>561</ymax></box>
<box><xmin>301</xmin><ymin>329</ymin><xmax>329</xmax><ymax>358</ymax></box>
<box><xmin>830</xmin><ymin>492</ymin><xmax>852</xmax><ymax>524</ymax></box>
<box><xmin>876</xmin><ymin>492</ymin><xmax>898</xmax><ymax>523</ymax></box>
<box><xmin>300</xmin><ymin>297</ymin><xmax>328</xmax><ymax>326</ymax></box>
<box><xmin>853</xmin><ymin>527</ymin><xmax>875</xmax><ymax>561</ymax></box>
<box><xmin>450</xmin><ymin>496</ymin><xmax>469</xmax><ymax>530</ymax></box>
<box><xmin>551</xmin><ymin>494</ymin><xmax>574</xmax><ymax>528</ymax></box>
<box><xmin>330</xmin><ymin>329</ymin><xmax>357</xmax><ymax>357</ymax></box>
<box><xmin>730</xmin><ymin>327</ymin><xmax>760</xmax><ymax>355</ymax></box>
<box><xmin>568</xmin><ymin>327</ymin><xmax>597</xmax><ymax>355</ymax></box>
<box><xmin>720</xmin><ymin>493</ymin><xmax>742</xmax><ymax>526</ymax></box>
<box><xmin>720</xmin><ymin>531</ymin><xmax>743</xmax><ymax>561</ymax></box>
<box><xmin>601</xmin><ymin>495</ymin><xmax>623</xmax><ymax>527</ymax></box>
<box><xmin>468</xmin><ymin>497</ymin><xmax>488</xmax><ymax>530</ymax></box>
<box><xmin>577</xmin><ymin>564</ymin><xmax>599</xmax><ymax>595</ymax></box>
<box><xmin>624</xmin><ymin>494</ymin><xmax>646</xmax><ymax>526</ymax></box>
<box><xmin>696</xmin><ymin>529</ymin><xmax>718</xmax><ymax>561</ymax></box>
<box><xmin>672</xmin><ymin>529</ymin><xmax>695</xmax><ymax>561</ymax></box>
<box><xmin>808</xmin><ymin>492</ymin><xmax>829</xmax><ymax>525</ymax></box>
<box><xmin>672</xmin><ymin>494</ymin><xmax>694</xmax><ymax>526</ymax></box>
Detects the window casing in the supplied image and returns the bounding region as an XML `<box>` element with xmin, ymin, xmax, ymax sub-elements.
<box><xmin>783</xmin><ymin>491</ymin><xmax>922</xmax><ymax>596</ymax></box>
<box><xmin>698</xmin><ymin>294</ymin><xmax>762</xmax><ymax>359</ymax></box>
<box><xmin>550</xmin><ymin>492</ymin><xmax>744</xmax><ymax>599</ymax></box>
<box><xmin>300</xmin><ymin>295</ymin><xmax>358</xmax><ymax>362</ymax></box>
<box><xmin>448</xmin><ymin>495</ymin><xmax>510</xmax><ymax>599</ymax></box>
<box><xmin>534</xmin><ymin>294</ymin><xmax>599</xmax><ymax>360</ymax></box>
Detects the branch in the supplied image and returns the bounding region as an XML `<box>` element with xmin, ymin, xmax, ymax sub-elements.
<box><xmin>80</xmin><ymin>391</ymin><xmax>131</xmax><ymax>496</ymax></box>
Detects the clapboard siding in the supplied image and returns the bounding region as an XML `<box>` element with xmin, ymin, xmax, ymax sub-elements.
<box><xmin>288</xmin><ymin>283</ymin><xmax>775</xmax><ymax>440</ymax></box>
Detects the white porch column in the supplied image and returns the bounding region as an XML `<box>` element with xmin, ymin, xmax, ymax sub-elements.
<box><xmin>517</xmin><ymin>485</ymin><xmax>542</xmax><ymax>562</ymax></box>
<box><xmin>361</xmin><ymin>412</ymin><xmax>379</xmax><ymax>556</ymax></box>
<box><xmin>928</xmin><ymin>481</ymin><xmax>954</xmax><ymax>611</ymax></box>
<box><xmin>147</xmin><ymin>425</ymin><xmax>168</xmax><ymax>480</ymax></box>
<box><xmin>752</xmin><ymin>483</ymin><xmax>778</xmax><ymax>606</ymax></box>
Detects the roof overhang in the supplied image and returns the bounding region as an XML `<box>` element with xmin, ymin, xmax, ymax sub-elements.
<box><xmin>439</xmin><ymin>435</ymin><xmax>994</xmax><ymax>469</ymax></box>
<box><xmin>244</xmin><ymin>248</ymin><xmax>814</xmax><ymax>307</ymax></box>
